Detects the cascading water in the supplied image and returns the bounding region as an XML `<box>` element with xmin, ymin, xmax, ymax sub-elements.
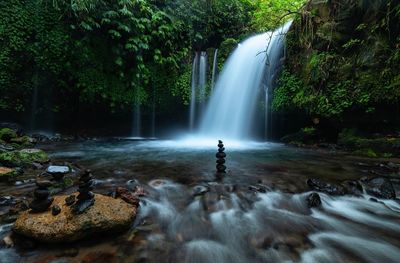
<box><xmin>198</xmin><ymin>52</ymin><xmax>208</xmax><ymax>119</ymax></box>
<box><xmin>198</xmin><ymin>22</ymin><xmax>292</xmax><ymax>141</ymax></box>
<box><xmin>211</xmin><ymin>49</ymin><xmax>219</xmax><ymax>93</ymax></box>
<box><xmin>189</xmin><ymin>53</ymin><xmax>199</xmax><ymax>131</ymax></box>
<box><xmin>189</xmin><ymin>52</ymin><xmax>208</xmax><ymax>131</ymax></box>
<box><xmin>263</xmin><ymin>22</ymin><xmax>292</xmax><ymax>139</ymax></box>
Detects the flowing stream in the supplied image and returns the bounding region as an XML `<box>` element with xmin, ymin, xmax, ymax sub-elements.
<box><xmin>1</xmin><ymin>140</ymin><xmax>399</xmax><ymax>262</ymax></box>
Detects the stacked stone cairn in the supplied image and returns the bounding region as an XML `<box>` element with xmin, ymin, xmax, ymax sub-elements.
<box><xmin>72</xmin><ymin>169</ymin><xmax>95</xmax><ymax>214</ymax></box>
<box><xmin>215</xmin><ymin>140</ymin><xmax>227</xmax><ymax>179</ymax></box>
<box><xmin>29</xmin><ymin>180</ymin><xmax>54</xmax><ymax>213</ymax></box>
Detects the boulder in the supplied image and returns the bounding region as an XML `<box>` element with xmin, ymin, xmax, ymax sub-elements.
<box><xmin>306</xmin><ymin>178</ymin><xmax>345</xmax><ymax>195</ymax></box>
<box><xmin>13</xmin><ymin>194</ymin><xmax>137</xmax><ymax>242</ymax></box>
<box><xmin>361</xmin><ymin>177</ymin><xmax>396</xmax><ymax>199</ymax></box>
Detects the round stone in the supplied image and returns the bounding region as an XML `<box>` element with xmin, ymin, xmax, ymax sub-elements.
<box><xmin>34</xmin><ymin>189</ymin><xmax>50</xmax><ymax>199</ymax></box>
<box><xmin>216</xmin><ymin>164</ymin><xmax>227</xmax><ymax>172</ymax></box>
<box><xmin>52</xmin><ymin>205</ymin><xmax>61</xmax><ymax>216</ymax></box>
<box><xmin>216</xmin><ymin>159</ymin><xmax>226</xmax><ymax>164</ymax></box>
<box><xmin>216</xmin><ymin>152</ymin><xmax>226</xmax><ymax>158</ymax></box>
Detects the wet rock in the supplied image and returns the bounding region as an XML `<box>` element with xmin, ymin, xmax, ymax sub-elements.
<box><xmin>115</xmin><ymin>187</ymin><xmax>140</xmax><ymax>207</ymax></box>
<box><xmin>65</xmin><ymin>195</ymin><xmax>76</xmax><ymax>206</ymax></box>
<box><xmin>13</xmin><ymin>194</ymin><xmax>137</xmax><ymax>242</ymax></box>
<box><xmin>72</xmin><ymin>169</ymin><xmax>95</xmax><ymax>214</ymax></box>
<box><xmin>361</xmin><ymin>177</ymin><xmax>396</xmax><ymax>199</ymax></box>
<box><xmin>29</xmin><ymin>180</ymin><xmax>54</xmax><ymax>213</ymax></box>
<box><xmin>192</xmin><ymin>185</ymin><xmax>209</xmax><ymax>196</ymax></box>
<box><xmin>306</xmin><ymin>193</ymin><xmax>321</xmax><ymax>208</ymax></box>
<box><xmin>46</xmin><ymin>165</ymin><xmax>70</xmax><ymax>180</ymax></box>
<box><xmin>2</xmin><ymin>235</ymin><xmax>14</xmax><ymax>248</ymax></box>
<box><xmin>31</xmin><ymin>134</ymin><xmax>50</xmax><ymax>143</ymax></box>
<box><xmin>341</xmin><ymin>180</ymin><xmax>363</xmax><ymax>196</ymax></box>
<box><xmin>0</xmin><ymin>196</ymin><xmax>15</xmax><ymax>206</ymax></box>
<box><xmin>306</xmin><ymin>178</ymin><xmax>345</xmax><ymax>195</ymax></box>
<box><xmin>52</xmin><ymin>205</ymin><xmax>61</xmax><ymax>216</ymax></box>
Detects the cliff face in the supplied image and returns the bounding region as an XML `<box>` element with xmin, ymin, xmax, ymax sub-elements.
<box><xmin>273</xmin><ymin>0</ymin><xmax>400</xmax><ymax>131</ymax></box>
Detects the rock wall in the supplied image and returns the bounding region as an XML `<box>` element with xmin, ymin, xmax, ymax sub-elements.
<box><xmin>274</xmin><ymin>0</ymin><xmax>400</xmax><ymax>133</ymax></box>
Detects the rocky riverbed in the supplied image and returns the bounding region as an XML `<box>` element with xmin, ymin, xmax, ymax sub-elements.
<box><xmin>0</xmin><ymin>134</ymin><xmax>399</xmax><ymax>262</ymax></box>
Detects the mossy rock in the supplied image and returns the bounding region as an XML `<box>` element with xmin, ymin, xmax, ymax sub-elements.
<box><xmin>0</xmin><ymin>167</ymin><xmax>22</xmax><ymax>181</ymax></box>
<box><xmin>10</xmin><ymin>136</ymin><xmax>35</xmax><ymax>148</ymax></box>
<box><xmin>0</xmin><ymin>128</ymin><xmax>17</xmax><ymax>142</ymax></box>
<box><xmin>339</xmin><ymin>129</ymin><xmax>400</xmax><ymax>156</ymax></box>
<box><xmin>0</xmin><ymin>149</ymin><xmax>49</xmax><ymax>167</ymax></box>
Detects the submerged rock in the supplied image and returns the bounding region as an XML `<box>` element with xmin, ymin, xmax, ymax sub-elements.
<box><xmin>361</xmin><ymin>177</ymin><xmax>396</xmax><ymax>199</ymax></box>
<box><xmin>13</xmin><ymin>194</ymin><xmax>137</xmax><ymax>242</ymax></box>
<box><xmin>306</xmin><ymin>178</ymin><xmax>345</xmax><ymax>195</ymax></box>
<box><xmin>115</xmin><ymin>187</ymin><xmax>140</xmax><ymax>207</ymax></box>
<box><xmin>306</xmin><ymin>193</ymin><xmax>321</xmax><ymax>208</ymax></box>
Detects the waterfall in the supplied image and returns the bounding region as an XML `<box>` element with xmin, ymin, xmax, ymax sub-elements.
<box><xmin>189</xmin><ymin>53</ymin><xmax>199</xmax><ymax>131</ymax></box>
<box><xmin>198</xmin><ymin>51</ymin><xmax>208</xmax><ymax>119</ymax></box>
<box><xmin>263</xmin><ymin>22</ymin><xmax>291</xmax><ymax>139</ymax></box>
<box><xmin>198</xmin><ymin>22</ymin><xmax>292</xmax><ymax>140</ymax></box>
<box><xmin>211</xmin><ymin>49</ymin><xmax>219</xmax><ymax>93</ymax></box>
<box><xmin>189</xmin><ymin>51</ymin><xmax>208</xmax><ymax>130</ymax></box>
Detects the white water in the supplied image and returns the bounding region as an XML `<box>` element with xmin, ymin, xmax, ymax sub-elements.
<box><xmin>198</xmin><ymin>51</ymin><xmax>208</xmax><ymax>120</ymax></box>
<box><xmin>135</xmin><ymin>183</ymin><xmax>400</xmax><ymax>263</ymax></box>
<box><xmin>189</xmin><ymin>53</ymin><xmax>199</xmax><ymax>131</ymax></box>
<box><xmin>211</xmin><ymin>49</ymin><xmax>219</xmax><ymax>93</ymax></box>
<box><xmin>198</xmin><ymin>22</ymin><xmax>292</xmax><ymax>140</ymax></box>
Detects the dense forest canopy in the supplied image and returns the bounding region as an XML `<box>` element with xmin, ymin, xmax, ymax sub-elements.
<box><xmin>0</xmin><ymin>0</ymin><xmax>304</xmax><ymax>117</ymax></box>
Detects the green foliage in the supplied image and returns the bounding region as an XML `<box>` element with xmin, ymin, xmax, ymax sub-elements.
<box><xmin>252</xmin><ymin>0</ymin><xmax>307</xmax><ymax>31</ymax></box>
<box><xmin>0</xmin><ymin>128</ymin><xmax>17</xmax><ymax>142</ymax></box>
<box><xmin>274</xmin><ymin>0</ymin><xmax>400</xmax><ymax>123</ymax></box>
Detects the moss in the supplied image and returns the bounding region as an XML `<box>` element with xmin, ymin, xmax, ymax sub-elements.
<box><xmin>338</xmin><ymin>129</ymin><xmax>400</xmax><ymax>157</ymax></box>
<box><xmin>0</xmin><ymin>149</ymin><xmax>49</xmax><ymax>167</ymax></box>
<box><xmin>0</xmin><ymin>128</ymin><xmax>17</xmax><ymax>142</ymax></box>
<box><xmin>352</xmin><ymin>148</ymin><xmax>378</xmax><ymax>158</ymax></box>
<box><xmin>10</xmin><ymin>136</ymin><xmax>35</xmax><ymax>148</ymax></box>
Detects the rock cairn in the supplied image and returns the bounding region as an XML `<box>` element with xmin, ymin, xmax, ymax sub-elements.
<box><xmin>215</xmin><ymin>140</ymin><xmax>226</xmax><ymax>179</ymax></box>
<box><xmin>29</xmin><ymin>180</ymin><xmax>54</xmax><ymax>212</ymax></box>
<box><xmin>72</xmin><ymin>169</ymin><xmax>95</xmax><ymax>214</ymax></box>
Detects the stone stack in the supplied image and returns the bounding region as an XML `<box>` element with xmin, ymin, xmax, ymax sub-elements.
<box><xmin>72</xmin><ymin>169</ymin><xmax>95</xmax><ymax>214</ymax></box>
<box><xmin>215</xmin><ymin>140</ymin><xmax>226</xmax><ymax>179</ymax></box>
<box><xmin>29</xmin><ymin>180</ymin><xmax>54</xmax><ymax>212</ymax></box>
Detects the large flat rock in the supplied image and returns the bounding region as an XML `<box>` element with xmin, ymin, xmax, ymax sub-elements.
<box><xmin>13</xmin><ymin>194</ymin><xmax>137</xmax><ymax>242</ymax></box>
